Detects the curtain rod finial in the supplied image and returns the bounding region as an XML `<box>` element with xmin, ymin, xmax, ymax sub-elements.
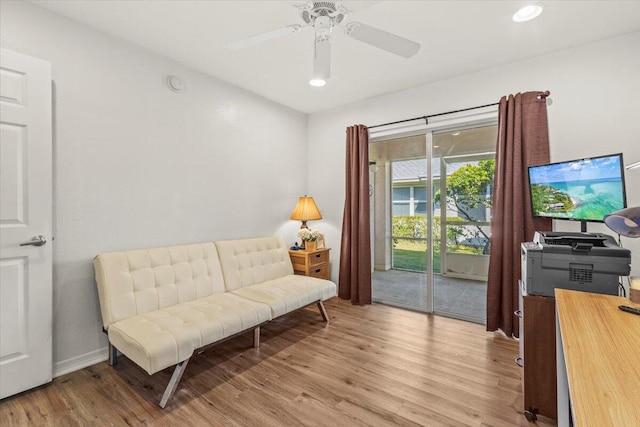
<box><xmin>537</xmin><ymin>90</ymin><xmax>551</xmax><ymax>100</ymax></box>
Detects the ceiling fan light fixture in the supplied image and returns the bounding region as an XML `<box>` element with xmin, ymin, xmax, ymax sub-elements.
<box><xmin>513</xmin><ymin>3</ymin><xmax>545</xmax><ymax>22</ymax></box>
<box><xmin>309</xmin><ymin>78</ymin><xmax>327</xmax><ymax>87</ymax></box>
<box><xmin>310</xmin><ymin>33</ymin><xmax>331</xmax><ymax>87</ymax></box>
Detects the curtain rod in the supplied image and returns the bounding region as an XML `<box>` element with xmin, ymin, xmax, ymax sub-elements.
<box><xmin>367</xmin><ymin>101</ymin><xmax>500</xmax><ymax>130</ymax></box>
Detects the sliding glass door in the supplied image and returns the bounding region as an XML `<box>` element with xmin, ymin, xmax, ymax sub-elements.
<box><xmin>432</xmin><ymin>126</ymin><xmax>496</xmax><ymax>322</ymax></box>
<box><xmin>370</xmin><ymin>124</ymin><xmax>497</xmax><ymax>324</ymax></box>
<box><xmin>370</xmin><ymin>135</ymin><xmax>430</xmax><ymax>311</ymax></box>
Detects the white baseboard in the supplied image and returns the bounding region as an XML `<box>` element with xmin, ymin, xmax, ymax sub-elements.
<box><xmin>53</xmin><ymin>346</ymin><xmax>109</xmax><ymax>378</ymax></box>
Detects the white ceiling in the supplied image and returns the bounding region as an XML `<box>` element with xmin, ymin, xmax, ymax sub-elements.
<box><xmin>29</xmin><ymin>0</ymin><xmax>640</xmax><ymax>114</ymax></box>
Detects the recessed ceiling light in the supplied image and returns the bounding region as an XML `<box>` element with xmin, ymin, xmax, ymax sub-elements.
<box><xmin>309</xmin><ymin>78</ymin><xmax>326</xmax><ymax>87</ymax></box>
<box><xmin>513</xmin><ymin>3</ymin><xmax>545</xmax><ymax>22</ymax></box>
<box><xmin>451</xmin><ymin>132</ymin><xmax>461</xmax><ymax>136</ymax></box>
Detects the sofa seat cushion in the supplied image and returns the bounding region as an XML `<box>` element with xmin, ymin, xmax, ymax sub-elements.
<box><xmin>230</xmin><ymin>275</ymin><xmax>337</xmax><ymax>318</ymax></box>
<box><xmin>108</xmin><ymin>293</ymin><xmax>271</xmax><ymax>375</ymax></box>
<box><xmin>94</xmin><ymin>243</ymin><xmax>227</xmax><ymax>329</ymax></box>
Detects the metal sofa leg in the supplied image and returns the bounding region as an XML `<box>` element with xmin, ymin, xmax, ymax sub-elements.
<box><xmin>317</xmin><ymin>301</ymin><xmax>329</xmax><ymax>323</ymax></box>
<box><xmin>108</xmin><ymin>343</ymin><xmax>118</xmax><ymax>366</ymax></box>
<box><xmin>253</xmin><ymin>326</ymin><xmax>260</xmax><ymax>348</ymax></box>
<box><xmin>159</xmin><ymin>359</ymin><xmax>190</xmax><ymax>408</ymax></box>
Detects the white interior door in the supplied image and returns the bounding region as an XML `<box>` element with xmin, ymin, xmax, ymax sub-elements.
<box><xmin>0</xmin><ymin>48</ymin><xmax>53</xmax><ymax>399</ymax></box>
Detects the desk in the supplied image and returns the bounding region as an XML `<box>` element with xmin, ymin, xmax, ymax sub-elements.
<box><xmin>555</xmin><ymin>289</ymin><xmax>640</xmax><ymax>426</ymax></box>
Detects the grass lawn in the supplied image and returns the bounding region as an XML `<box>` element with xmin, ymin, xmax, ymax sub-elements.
<box><xmin>392</xmin><ymin>239</ymin><xmax>481</xmax><ymax>272</ymax></box>
<box><xmin>392</xmin><ymin>240</ymin><xmax>440</xmax><ymax>272</ymax></box>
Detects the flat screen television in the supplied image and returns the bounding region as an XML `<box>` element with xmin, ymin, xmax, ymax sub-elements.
<box><xmin>528</xmin><ymin>153</ymin><xmax>627</xmax><ymax>231</ymax></box>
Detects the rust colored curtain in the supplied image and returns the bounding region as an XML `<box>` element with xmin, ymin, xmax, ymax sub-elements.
<box><xmin>339</xmin><ymin>124</ymin><xmax>372</xmax><ymax>305</ymax></box>
<box><xmin>486</xmin><ymin>91</ymin><xmax>552</xmax><ymax>337</ymax></box>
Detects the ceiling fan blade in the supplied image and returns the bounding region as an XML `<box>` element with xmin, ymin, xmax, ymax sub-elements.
<box><xmin>344</xmin><ymin>22</ymin><xmax>420</xmax><ymax>58</ymax></box>
<box><xmin>225</xmin><ymin>25</ymin><xmax>303</xmax><ymax>50</ymax></box>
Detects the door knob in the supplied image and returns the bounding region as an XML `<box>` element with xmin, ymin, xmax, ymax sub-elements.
<box><xmin>20</xmin><ymin>235</ymin><xmax>47</xmax><ymax>247</ymax></box>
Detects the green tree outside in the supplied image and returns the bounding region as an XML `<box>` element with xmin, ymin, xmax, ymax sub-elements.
<box><xmin>439</xmin><ymin>159</ymin><xmax>494</xmax><ymax>253</ymax></box>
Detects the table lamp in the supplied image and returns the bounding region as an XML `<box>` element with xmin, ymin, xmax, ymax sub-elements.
<box><xmin>604</xmin><ymin>205</ymin><xmax>640</xmax><ymax>302</ymax></box>
<box><xmin>290</xmin><ymin>196</ymin><xmax>322</xmax><ymax>249</ymax></box>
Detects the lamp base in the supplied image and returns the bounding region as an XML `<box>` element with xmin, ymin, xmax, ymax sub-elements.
<box><xmin>299</xmin><ymin>221</ymin><xmax>309</xmax><ymax>249</ymax></box>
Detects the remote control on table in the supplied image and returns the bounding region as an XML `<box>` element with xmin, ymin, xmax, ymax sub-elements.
<box><xmin>618</xmin><ymin>305</ymin><xmax>640</xmax><ymax>316</ymax></box>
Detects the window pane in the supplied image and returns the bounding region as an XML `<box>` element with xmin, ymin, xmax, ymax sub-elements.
<box><xmin>414</xmin><ymin>186</ymin><xmax>427</xmax><ymax>201</ymax></box>
<box><xmin>393</xmin><ymin>187</ymin><xmax>410</xmax><ymax>200</ymax></box>
<box><xmin>415</xmin><ymin>202</ymin><xmax>427</xmax><ymax>214</ymax></box>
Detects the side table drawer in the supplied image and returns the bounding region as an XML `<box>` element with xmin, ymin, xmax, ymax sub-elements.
<box><xmin>309</xmin><ymin>264</ymin><xmax>329</xmax><ymax>279</ymax></box>
<box><xmin>290</xmin><ymin>255</ymin><xmax>306</xmax><ymax>272</ymax></box>
<box><xmin>308</xmin><ymin>250</ymin><xmax>329</xmax><ymax>267</ymax></box>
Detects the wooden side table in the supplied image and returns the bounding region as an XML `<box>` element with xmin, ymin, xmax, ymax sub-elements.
<box><xmin>289</xmin><ymin>248</ymin><xmax>330</xmax><ymax>279</ymax></box>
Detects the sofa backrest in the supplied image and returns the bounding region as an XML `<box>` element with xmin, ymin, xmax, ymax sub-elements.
<box><xmin>94</xmin><ymin>242</ymin><xmax>225</xmax><ymax>328</ymax></box>
<box><xmin>215</xmin><ymin>237</ymin><xmax>294</xmax><ymax>291</ymax></box>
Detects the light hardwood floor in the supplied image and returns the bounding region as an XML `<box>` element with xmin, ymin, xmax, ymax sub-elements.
<box><xmin>1</xmin><ymin>298</ymin><xmax>554</xmax><ymax>426</ymax></box>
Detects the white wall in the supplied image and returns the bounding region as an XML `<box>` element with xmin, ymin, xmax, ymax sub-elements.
<box><xmin>1</xmin><ymin>1</ymin><xmax>307</xmax><ymax>374</ymax></box>
<box><xmin>308</xmin><ymin>32</ymin><xmax>640</xmax><ymax>281</ymax></box>
<box><xmin>2</xmin><ymin>0</ymin><xmax>639</xmax><ymax>376</ymax></box>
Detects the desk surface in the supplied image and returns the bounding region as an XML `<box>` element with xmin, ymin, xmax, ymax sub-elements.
<box><xmin>555</xmin><ymin>289</ymin><xmax>640</xmax><ymax>426</ymax></box>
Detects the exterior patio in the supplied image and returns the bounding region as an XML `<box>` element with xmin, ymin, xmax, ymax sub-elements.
<box><xmin>372</xmin><ymin>269</ymin><xmax>487</xmax><ymax>324</ymax></box>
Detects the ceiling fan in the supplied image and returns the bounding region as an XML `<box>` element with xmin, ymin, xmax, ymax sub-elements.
<box><xmin>225</xmin><ymin>1</ymin><xmax>421</xmax><ymax>87</ymax></box>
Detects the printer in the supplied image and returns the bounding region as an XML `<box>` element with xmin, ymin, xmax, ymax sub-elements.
<box><xmin>521</xmin><ymin>231</ymin><xmax>631</xmax><ymax>297</ymax></box>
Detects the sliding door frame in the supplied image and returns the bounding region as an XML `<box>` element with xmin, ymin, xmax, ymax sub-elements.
<box><xmin>369</xmin><ymin>108</ymin><xmax>498</xmax><ymax>314</ymax></box>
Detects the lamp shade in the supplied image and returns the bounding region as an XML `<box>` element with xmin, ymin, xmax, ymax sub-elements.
<box><xmin>290</xmin><ymin>196</ymin><xmax>322</xmax><ymax>221</ymax></box>
<box><xmin>603</xmin><ymin>206</ymin><xmax>640</xmax><ymax>237</ymax></box>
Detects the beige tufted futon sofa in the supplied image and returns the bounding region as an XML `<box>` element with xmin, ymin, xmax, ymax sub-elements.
<box><xmin>94</xmin><ymin>236</ymin><xmax>336</xmax><ymax>408</ymax></box>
